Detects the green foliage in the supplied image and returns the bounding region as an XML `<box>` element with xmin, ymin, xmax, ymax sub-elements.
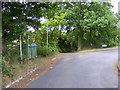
<box><xmin>35</xmin><ymin>12</ymin><xmax>67</xmax><ymax>53</ymax></box>
<box><xmin>2</xmin><ymin>2</ymin><xmax>119</xmax><ymax>62</ymax></box>
<box><xmin>2</xmin><ymin>47</ymin><xmax>20</xmax><ymax>64</ymax></box>
<box><xmin>2</xmin><ymin>2</ymin><xmax>61</xmax><ymax>47</ymax></box>
<box><xmin>58</xmin><ymin>31</ymin><xmax>78</xmax><ymax>52</ymax></box>
<box><xmin>2</xmin><ymin>60</ymin><xmax>16</xmax><ymax>77</ymax></box>
<box><xmin>65</xmin><ymin>2</ymin><xmax>118</xmax><ymax>49</ymax></box>
<box><xmin>37</xmin><ymin>45</ymin><xmax>58</xmax><ymax>57</ymax></box>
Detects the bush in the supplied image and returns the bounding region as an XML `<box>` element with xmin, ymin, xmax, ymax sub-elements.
<box><xmin>3</xmin><ymin>47</ymin><xmax>20</xmax><ymax>64</ymax></box>
<box><xmin>2</xmin><ymin>60</ymin><xmax>16</xmax><ymax>77</ymax></box>
<box><xmin>37</xmin><ymin>45</ymin><xmax>59</xmax><ymax>57</ymax></box>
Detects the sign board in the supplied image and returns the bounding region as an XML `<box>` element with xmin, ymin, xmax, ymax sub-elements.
<box><xmin>102</xmin><ymin>45</ymin><xmax>107</xmax><ymax>48</ymax></box>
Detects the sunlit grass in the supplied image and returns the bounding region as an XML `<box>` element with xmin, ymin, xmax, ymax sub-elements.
<box><xmin>78</xmin><ymin>46</ymin><xmax>118</xmax><ymax>53</ymax></box>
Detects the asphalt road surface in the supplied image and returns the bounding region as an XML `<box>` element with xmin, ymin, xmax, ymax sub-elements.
<box><xmin>27</xmin><ymin>48</ymin><xmax>118</xmax><ymax>88</ymax></box>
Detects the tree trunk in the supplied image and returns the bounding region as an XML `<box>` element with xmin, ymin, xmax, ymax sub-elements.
<box><xmin>2</xmin><ymin>39</ymin><xmax>7</xmax><ymax>51</ymax></box>
<box><xmin>77</xmin><ymin>35</ymin><xmax>82</xmax><ymax>51</ymax></box>
<box><xmin>0</xmin><ymin>37</ymin><xmax>2</xmax><ymax>57</ymax></box>
<box><xmin>2</xmin><ymin>38</ymin><xmax>8</xmax><ymax>59</ymax></box>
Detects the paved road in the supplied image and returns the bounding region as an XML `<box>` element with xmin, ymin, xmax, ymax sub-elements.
<box><xmin>27</xmin><ymin>48</ymin><xmax>118</xmax><ymax>88</ymax></box>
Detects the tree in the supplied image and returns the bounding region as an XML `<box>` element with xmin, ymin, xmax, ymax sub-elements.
<box><xmin>35</xmin><ymin>12</ymin><xmax>67</xmax><ymax>46</ymax></box>
<box><xmin>65</xmin><ymin>2</ymin><xmax>118</xmax><ymax>50</ymax></box>
<box><xmin>2</xmin><ymin>2</ymin><xmax>60</xmax><ymax>48</ymax></box>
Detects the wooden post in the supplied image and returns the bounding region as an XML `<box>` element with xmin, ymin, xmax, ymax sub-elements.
<box><xmin>20</xmin><ymin>35</ymin><xmax>22</xmax><ymax>61</ymax></box>
<box><xmin>47</xmin><ymin>30</ymin><xmax>48</xmax><ymax>45</ymax></box>
<box><xmin>28</xmin><ymin>36</ymin><xmax>29</xmax><ymax>59</ymax></box>
<box><xmin>26</xmin><ymin>35</ymin><xmax>29</xmax><ymax>61</ymax></box>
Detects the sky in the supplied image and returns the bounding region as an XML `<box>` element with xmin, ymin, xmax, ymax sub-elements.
<box><xmin>110</xmin><ymin>0</ymin><xmax>120</xmax><ymax>13</ymax></box>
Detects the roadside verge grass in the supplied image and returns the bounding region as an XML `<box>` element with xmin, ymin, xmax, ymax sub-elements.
<box><xmin>78</xmin><ymin>46</ymin><xmax>118</xmax><ymax>53</ymax></box>
<box><xmin>2</xmin><ymin>53</ymin><xmax>61</xmax><ymax>88</ymax></box>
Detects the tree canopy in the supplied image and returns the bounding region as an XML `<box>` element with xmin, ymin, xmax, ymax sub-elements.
<box><xmin>2</xmin><ymin>1</ymin><xmax>119</xmax><ymax>52</ymax></box>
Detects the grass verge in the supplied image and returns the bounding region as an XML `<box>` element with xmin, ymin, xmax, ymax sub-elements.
<box><xmin>78</xmin><ymin>46</ymin><xmax>118</xmax><ymax>53</ymax></box>
<box><xmin>2</xmin><ymin>53</ymin><xmax>61</xmax><ymax>88</ymax></box>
